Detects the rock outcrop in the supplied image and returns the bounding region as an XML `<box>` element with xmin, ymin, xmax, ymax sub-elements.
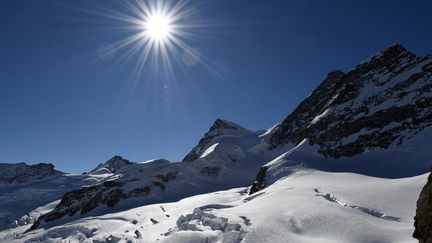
<box><xmin>414</xmin><ymin>173</ymin><xmax>432</xmax><ymax>243</ymax></box>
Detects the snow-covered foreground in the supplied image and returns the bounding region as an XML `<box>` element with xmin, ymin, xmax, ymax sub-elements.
<box><xmin>1</xmin><ymin>169</ymin><xmax>425</xmax><ymax>243</ymax></box>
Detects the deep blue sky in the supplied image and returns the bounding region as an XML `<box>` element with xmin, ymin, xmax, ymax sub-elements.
<box><xmin>1</xmin><ymin>0</ymin><xmax>431</xmax><ymax>173</ymax></box>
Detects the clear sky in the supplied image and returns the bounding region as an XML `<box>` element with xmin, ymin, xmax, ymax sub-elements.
<box><xmin>1</xmin><ymin>0</ymin><xmax>431</xmax><ymax>173</ymax></box>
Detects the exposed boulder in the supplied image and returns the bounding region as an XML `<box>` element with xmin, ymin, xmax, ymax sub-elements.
<box><xmin>249</xmin><ymin>166</ymin><xmax>268</xmax><ymax>195</ymax></box>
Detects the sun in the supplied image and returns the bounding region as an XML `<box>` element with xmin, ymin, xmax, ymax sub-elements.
<box><xmin>97</xmin><ymin>0</ymin><xmax>211</xmax><ymax>81</ymax></box>
<box><xmin>142</xmin><ymin>14</ymin><xmax>173</xmax><ymax>41</ymax></box>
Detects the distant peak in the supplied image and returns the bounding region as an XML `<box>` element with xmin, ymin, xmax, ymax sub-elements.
<box><xmin>89</xmin><ymin>155</ymin><xmax>134</xmax><ymax>174</ymax></box>
<box><xmin>108</xmin><ymin>155</ymin><xmax>126</xmax><ymax>161</ymax></box>
<box><xmin>103</xmin><ymin>155</ymin><xmax>132</xmax><ymax>166</ymax></box>
<box><xmin>182</xmin><ymin>118</ymin><xmax>251</xmax><ymax>162</ymax></box>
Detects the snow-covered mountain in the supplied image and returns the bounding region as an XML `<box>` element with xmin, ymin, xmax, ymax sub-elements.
<box><xmin>0</xmin><ymin>44</ymin><xmax>431</xmax><ymax>242</ymax></box>
<box><xmin>26</xmin><ymin>119</ymin><xmax>282</xmax><ymax>232</ymax></box>
<box><xmin>270</xmin><ymin>44</ymin><xmax>432</xmax><ymax>158</ymax></box>
<box><xmin>250</xmin><ymin>44</ymin><xmax>432</xmax><ymax>194</ymax></box>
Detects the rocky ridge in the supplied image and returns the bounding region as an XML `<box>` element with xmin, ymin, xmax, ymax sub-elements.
<box><xmin>270</xmin><ymin>44</ymin><xmax>432</xmax><ymax>158</ymax></box>
<box><xmin>0</xmin><ymin>163</ymin><xmax>56</xmax><ymax>184</ymax></box>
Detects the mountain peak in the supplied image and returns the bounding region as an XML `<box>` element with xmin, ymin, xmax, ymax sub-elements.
<box><xmin>372</xmin><ymin>44</ymin><xmax>409</xmax><ymax>59</ymax></box>
<box><xmin>382</xmin><ymin>43</ymin><xmax>407</xmax><ymax>54</ymax></box>
<box><xmin>89</xmin><ymin>155</ymin><xmax>133</xmax><ymax>174</ymax></box>
<box><xmin>358</xmin><ymin>44</ymin><xmax>416</xmax><ymax>69</ymax></box>
<box><xmin>182</xmin><ymin>118</ymin><xmax>251</xmax><ymax>162</ymax></box>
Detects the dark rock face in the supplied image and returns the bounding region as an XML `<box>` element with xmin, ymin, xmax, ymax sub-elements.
<box><xmin>183</xmin><ymin>119</ymin><xmax>247</xmax><ymax>162</ymax></box>
<box><xmin>249</xmin><ymin>166</ymin><xmax>268</xmax><ymax>195</ymax></box>
<box><xmin>0</xmin><ymin>163</ymin><xmax>55</xmax><ymax>184</ymax></box>
<box><xmin>269</xmin><ymin>44</ymin><xmax>432</xmax><ymax>158</ymax></box>
<box><xmin>414</xmin><ymin>173</ymin><xmax>432</xmax><ymax>243</ymax></box>
<box><xmin>269</xmin><ymin>70</ymin><xmax>345</xmax><ymax>148</ymax></box>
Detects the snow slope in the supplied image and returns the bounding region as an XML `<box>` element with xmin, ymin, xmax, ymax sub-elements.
<box><xmin>1</xmin><ymin>169</ymin><xmax>426</xmax><ymax>243</ymax></box>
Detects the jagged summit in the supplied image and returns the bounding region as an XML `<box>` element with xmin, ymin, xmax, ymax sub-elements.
<box><xmin>89</xmin><ymin>155</ymin><xmax>133</xmax><ymax>174</ymax></box>
<box><xmin>269</xmin><ymin>44</ymin><xmax>431</xmax><ymax>158</ymax></box>
<box><xmin>0</xmin><ymin>162</ymin><xmax>57</xmax><ymax>184</ymax></box>
<box><xmin>374</xmin><ymin>43</ymin><xmax>410</xmax><ymax>58</ymax></box>
<box><xmin>353</xmin><ymin>43</ymin><xmax>417</xmax><ymax>76</ymax></box>
<box><xmin>182</xmin><ymin>118</ymin><xmax>252</xmax><ymax>162</ymax></box>
<box><xmin>360</xmin><ymin>44</ymin><xmax>412</xmax><ymax>63</ymax></box>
